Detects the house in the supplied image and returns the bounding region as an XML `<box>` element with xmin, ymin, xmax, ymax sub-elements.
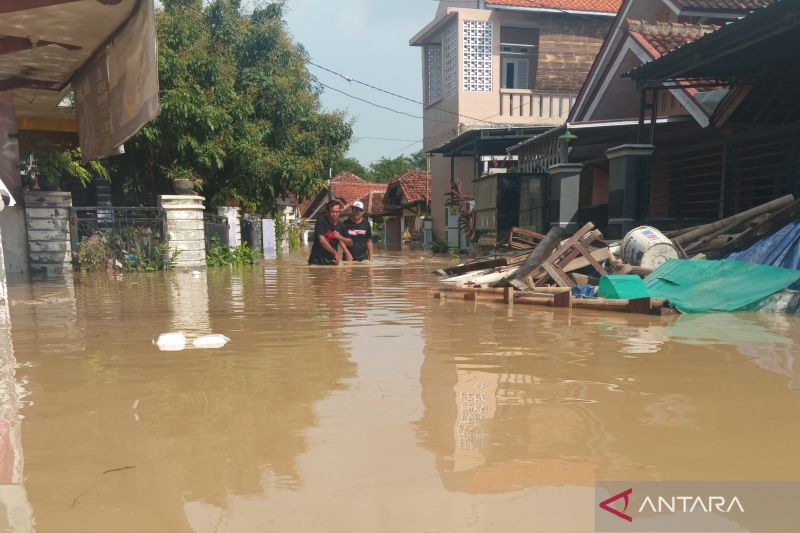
<box><xmin>382</xmin><ymin>169</ymin><xmax>432</xmax><ymax>248</ymax></box>
<box><xmin>301</xmin><ymin>172</ymin><xmax>387</xmax><ymax>221</ymax></box>
<box><xmin>410</xmin><ymin>0</ymin><xmax>622</xmax><ymax>247</ymax></box>
<box><xmin>508</xmin><ymin>0</ymin><xmax>787</xmax><ymax>238</ymax></box>
<box><xmin>1</xmin><ymin>0</ymin><xmax>159</xmax><ymax>277</ymax></box>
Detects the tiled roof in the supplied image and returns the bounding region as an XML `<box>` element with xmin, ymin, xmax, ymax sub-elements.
<box><xmin>342</xmin><ymin>190</ymin><xmax>387</xmax><ymax>216</ymax></box>
<box><xmin>627</xmin><ymin>20</ymin><xmax>719</xmax><ymax>58</ymax></box>
<box><xmin>332</xmin><ymin>182</ymin><xmax>387</xmax><ymax>206</ymax></box>
<box><xmin>671</xmin><ymin>0</ymin><xmax>773</xmax><ymax>12</ymax></box>
<box><xmin>386</xmin><ymin>169</ymin><xmax>432</xmax><ymax>206</ymax></box>
<box><xmin>485</xmin><ymin>0</ymin><xmax>622</xmax><ymax>14</ymax></box>
<box><xmin>331</xmin><ymin>171</ymin><xmax>365</xmax><ymax>184</ymax></box>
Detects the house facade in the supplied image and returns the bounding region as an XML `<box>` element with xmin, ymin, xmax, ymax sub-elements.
<box><xmin>509</xmin><ymin>0</ymin><xmax>787</xmax><ymax>239</ymax></box>
<box><xmin>410</xmin><ymin>0</ymin><xmax>621</xmax><ymax>243</ymax></box>
<box><xmin>382</xmin><ymin>169</ymin><xmax>432</xmax><ymax>249</ymax></box>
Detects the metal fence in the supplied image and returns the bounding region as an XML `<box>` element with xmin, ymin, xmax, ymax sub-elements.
<box><xmin>70</xmin><ymin>207</ymin><xmax>166</xmax><ymax>252</ymax></box>
<box><xmin>204</xmin><ymin>213</ymin><xmax>230</xmax><ymax>249</ymax></box>
<box><xmin>242</xmin><ymin>214</ymin><xmax>263</xmax><ymax>254</ymax></box>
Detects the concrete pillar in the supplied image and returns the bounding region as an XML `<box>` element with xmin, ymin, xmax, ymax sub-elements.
<box><xmin>217</xmin><ymin>206</ymin><xmax>241</xmax><ymax>247</ymax></box>
<box><xmin>0</xmin><ymin>92</ymin><xmax>29</xmax><ymax>275</ymax></box>
<box><xmin>262</xmin><ymin>217</ymin><xmax>276</xmax><ymax>259</ymax></box>
<box><xmin>159</xmin><ymin>195</ymin><xmax>206</xmax><ymax>268</ymax></box>
<box><xmin>24</xmin><ymin>191</ymin><xmax>73</xmax><ymax>275</ymax></box>
<box><xmin>547</xmin><ymin>163</ymin><xmax>584</xmax><ymax>233</ymax></box>
<box><xmin>0</xmin><ymin>202</ymin><xmax>7</xmax><ymax>318</ymax></box>
<box><xmin>605</xmin><ymin>144</ymin><xmax>655</xmax><ymax>239</ymax></box>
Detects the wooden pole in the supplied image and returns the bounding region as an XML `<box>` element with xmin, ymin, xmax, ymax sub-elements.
<box><xmin>673</xmin><ymin>195</ymin><xmax>794</xmax><ymax>247</ymax></box>
<box><xmin>497</xmin><ymin>225</ymin><xmax>563</xmax><ymax>290</ymax></box>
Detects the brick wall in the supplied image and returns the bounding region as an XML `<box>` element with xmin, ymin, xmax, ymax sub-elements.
<box><xmin>532</xmin><ymin>12</ymin><xmax>611</xmax><ymax>94</ymax></box>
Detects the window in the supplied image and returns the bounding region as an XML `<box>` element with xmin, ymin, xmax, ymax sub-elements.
<box><xmin>425</xmin><ymin>44</ymin><xmax>443</xmax><ymax>104</ymax></box>
<box><xmin>502</xmin><ymin>58</ymin><xmax>530</xmax><ymax>90</ymax></box>
<box><xmin>443</xmin><ymin>22</ymin><xmax>457</xmax><ymax>97</ymax></box>
<box><xmin>500</xmin><ymin>27</ymin><xmax>538</xmax><ymax>90</ymax></box>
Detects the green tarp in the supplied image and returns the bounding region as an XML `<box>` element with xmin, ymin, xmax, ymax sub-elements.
<box><xmin>643</xmin><ymin>259</ymin><xmax>800</xmax><ymax>313</ymax></box>
<box><xmin>598</xmin><ymin>275</ymin><xmax>650</xmax><ymax>300</ymax></box>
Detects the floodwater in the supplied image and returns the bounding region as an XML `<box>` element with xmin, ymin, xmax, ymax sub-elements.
<box><xmin>1</xmin><ymin>250</ymin><xmax>800</xmax><ymax>532</ymax></box>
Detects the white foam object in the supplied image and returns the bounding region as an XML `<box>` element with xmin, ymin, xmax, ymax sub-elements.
<box><xmin>154</xmin><ymin>332</ymin><xmax>187</xmax><ymax>351</ymax></box>
<box><xmin>192</xmin><ymin>334</ymin><xmax>230</xmax><ymax>349</ymax></box>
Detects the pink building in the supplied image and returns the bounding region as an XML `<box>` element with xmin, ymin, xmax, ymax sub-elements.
<box><xmin>410</xmin><ymin>0</ymin><xmax>621</xmax><ymax>245</ymax></box>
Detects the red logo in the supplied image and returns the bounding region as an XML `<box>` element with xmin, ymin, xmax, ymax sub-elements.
<box><xmin>600</xmin><ymin>488</ymin><xmax>633</xmax><ymax>522</ymax></box>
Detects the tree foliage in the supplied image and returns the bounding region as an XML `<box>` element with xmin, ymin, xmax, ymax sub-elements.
<box><xmin>114</xmin><ymin>0</ymin><xmax>353</xmax><ymax>213</ymax></box>
<box><xmin>365</xmin><ymin>150</ymin><xmax>428</xmax><ymax>183</ymax></box>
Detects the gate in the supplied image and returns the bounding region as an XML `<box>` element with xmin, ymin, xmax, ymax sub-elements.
<box><xmin>242</xmin><ymin>214</ymin><xmax>263</xmax><ymax>254</ymax></box>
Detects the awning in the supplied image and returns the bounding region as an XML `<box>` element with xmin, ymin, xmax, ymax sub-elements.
<box><xmin>428</xmin><ymin>126</ymin><xmax>550</xmax><ymax>157</ymax></box>
<box><xmin>0</xmin><ymin>0</ymin><xmax>159</xmax><ymax>160</ymax></box>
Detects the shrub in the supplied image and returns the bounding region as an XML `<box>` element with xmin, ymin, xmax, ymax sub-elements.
<box><xmin>431</xmin><ymin>236</ymin><xmax>450</xmax><ymax>254</ymax></box>
<box><xmin>206</xmin><ymin>236</ymin><xmax>259</xmax><ymax>267</ymax></box>
<box><xmin>77</xmin><ymin>233</ymin><xmax>114</xmax><ymax>271</ymax></box>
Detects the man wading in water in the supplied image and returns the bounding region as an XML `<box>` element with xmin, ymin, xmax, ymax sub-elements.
<box><xmin>308</xmin><ymin>200</ymin><xmax>353</xmax><ymax>265</ymax></box>
<box><xmin>341</xmin><ymin>201</ymin><xmax>373</xmax><ymax>262</ymax></box>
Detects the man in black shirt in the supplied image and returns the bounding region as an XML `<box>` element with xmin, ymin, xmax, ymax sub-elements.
<box><xmin>341</xmin><ymin>201</ymin><xmax>373</xmax><ymax>262</ymax></box>
<box><xmin>308</xmin><ymin>200</ymin><xmax>353</xmax><ymax>265</ymax></box>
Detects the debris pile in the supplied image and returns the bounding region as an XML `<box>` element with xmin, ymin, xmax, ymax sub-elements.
<box><xmin>435</xmin><ymin>195</ymin><xmax>800</xmax><ymax>315</ymax></box>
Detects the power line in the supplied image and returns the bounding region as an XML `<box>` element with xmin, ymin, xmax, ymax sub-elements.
<box><xmin>307</xmin><ymin>61</ymin><xmax>501</xmax><ymax>126</ymax></box>
<box><xmin>318</xmin><ymin>81</ymin><xmax>443</xmax><ymax>122</ymax></box>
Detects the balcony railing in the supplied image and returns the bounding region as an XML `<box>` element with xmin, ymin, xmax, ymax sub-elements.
<box><xmin>499</xmin><ymin>90</ymin><xmax>574</xmax><ymax>121</ymax></box>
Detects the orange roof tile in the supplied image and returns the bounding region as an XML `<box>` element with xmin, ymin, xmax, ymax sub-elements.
<box><xmin>671</xmin><ymin>0</ymin><xmax>773</xmax><ymax>12</ymax></box>
<box><xmin>626</xmin><ymin>19</ymin><xmax>719</xmax><ymax>58</ymax></box>
<box><xmin>386</xmin><ymin>169</ymin><xmax>432</xmax><ymax>206</ymax></box>
<box><xmin>485</xmin><ymin>0</ymin><xmax>622</xmax><ymax>14</ymax></box>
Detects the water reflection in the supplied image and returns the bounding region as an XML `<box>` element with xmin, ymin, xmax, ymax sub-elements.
<box><xmin>418</xmin><ymin>303</ymin><xmax>800</xmax><ymax>494</ymax></box>
<box><xmin>1</xmin><ymin>254</ymin><xmax>800</xmax><ymax>531</ymax></box>
<box><xmin>0</xmin><ymin>286</ymin><xmax>33</xmax><ymax>531</ymax></box>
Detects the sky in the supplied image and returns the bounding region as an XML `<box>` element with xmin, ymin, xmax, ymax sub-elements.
<box><xmin>282</xmin><ymin>0</ymin><xmax>437</xmax><ymax>167</ymax></box>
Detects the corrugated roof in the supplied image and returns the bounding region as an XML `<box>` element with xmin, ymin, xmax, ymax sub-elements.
<box><xmin>627</xmin><ymin>19</ymin><xmax>719</xmax><ymax>58</ymax></box>
<box><xmin>485</xmin><ymin>0</ymin><xmax>622</xmax><ymax>14</ymax></box>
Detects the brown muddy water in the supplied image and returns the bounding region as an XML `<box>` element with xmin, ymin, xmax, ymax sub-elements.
<box><xmin>1</xmin><ymin>250</ymin><xmax>800</xmax><ymax>532</ymax></box>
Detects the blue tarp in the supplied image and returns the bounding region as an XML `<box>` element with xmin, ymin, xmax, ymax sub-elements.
<box><xmin>729</xmin><ymin>220</ymin><xmax>800</xmax><ymax>289</ymax></box>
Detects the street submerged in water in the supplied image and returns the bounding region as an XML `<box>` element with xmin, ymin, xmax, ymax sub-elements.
<box><xmin>2</xmin><ymin>249</ymin><xmax>800</xmax><ymax>532</ymax></box>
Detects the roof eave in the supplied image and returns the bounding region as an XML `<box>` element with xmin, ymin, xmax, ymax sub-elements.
<box><xmin>485</xmin><ymin>4</ymin><xmax>617</xmax><ymax>17</ymax></box>
<box><xmin>410</xmin><ymin>11</ymin><xmax>457</xmax><ymax>46</ymax></box>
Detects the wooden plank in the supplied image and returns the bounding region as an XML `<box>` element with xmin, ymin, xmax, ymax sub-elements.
<box><xmin>502</xmin><ymin>226</ymin><xmax>563</xmax><ymax>289</ymax></box>
<box><xmin>542</xmin><ymin>262</ymin><xmax>574</xmax><ymax>287</ymax></box>
<box><xmin>560</xmin><ymin>247</ymin><xmax>610</xmax><ymax>274</ymax></box>
<box><xmin>503</xmin><ymin>286</ymin><xmax>514</xmax><ymax>304</ymax></box>
<box><xmin>627</xmin><ymin>297</ymin><xmax>651</xmax><ymax>314</ymax></box>
<box><xmin>552</xmin><ymin>289</ymin><xmax>571</xmax><ymax>308</ymax></box>
<box><xmin>574</xmin><ymin>243</ymin><xmax>607</xmax><ymax>275</ymax></box>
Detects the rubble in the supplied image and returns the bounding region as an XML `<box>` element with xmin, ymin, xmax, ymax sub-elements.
<box><xmin>435</xmin><ymin>195</ymin><xmax>800</xmax><ymax>315</ymax></box>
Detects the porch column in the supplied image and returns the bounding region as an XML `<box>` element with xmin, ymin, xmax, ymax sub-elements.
<box><xmin>25</xmin><ymin>191</ymin><xmax>73</xmax><ymax>275</ymax></box>
<box><xmin>217</xmin><ymin>206</ymin><xmax>241</xmax><ymax>247</ymax></box>
<box><xmin>0</xmin><ymin>201</ymin><xmax>7</xmax><ymax>316</ymax></box>
<box><xmin>547</xmin><ymin>163</ymin><xmax>583</xmax><ymax>233</ymax></box>
<box><xmin>159</xmin><ymin>195</ymin><xmax>206</xmax><ymax>268</ymax></box>
<box><xmin>0</xmin><ymin>92</ymin><xmax>29</xmax><ymax>275</ymax></box>
<box><xmin>605</xmin><ymin>144</ymin><xmax>654</xmax><ymax>239</ymax></box>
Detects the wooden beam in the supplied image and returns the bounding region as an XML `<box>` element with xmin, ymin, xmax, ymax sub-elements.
<box><xmin>16</xmin><ymin>116</ymin><xmax>78</xmax><ymax>133</ymax></box>
<box><xmin>0</xmin><ymin>77</ymin><xmax>59</xmax><ymax>92</ymax></box>
<box><xmin>0</xmin><ymin>0</ymin><xmax>121</xmax><ymax>13</ymax></box>
<box><xmin>0</xmin><ymin>36</ymin><xmax>81</xmax><ymax>55</ymax></box>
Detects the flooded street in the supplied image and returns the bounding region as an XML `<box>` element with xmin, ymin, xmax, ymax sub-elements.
<box><xmin>2</xmin><ymin>250</ymin><xmax>800</xmax><ymax>532</ymax></box>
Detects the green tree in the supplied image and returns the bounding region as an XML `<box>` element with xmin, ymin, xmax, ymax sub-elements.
<box><xmin>408</xmin><ymin>149</ymin><xmax>428</xmax><ymax>171</ymax></box>
<box><xmin>332</xmin><ymin>156</ymin><xmax>369</xmax><ymax>179</ymax></box>
<box><xmin>368</xmin><ymin>155</ymin><xmax>412</xmax><ymax>183</ymax></box>
<box><xmin>113</xmin><ymin>0</ymin><xmax>353</xmax><ymax>213</ymax></box>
